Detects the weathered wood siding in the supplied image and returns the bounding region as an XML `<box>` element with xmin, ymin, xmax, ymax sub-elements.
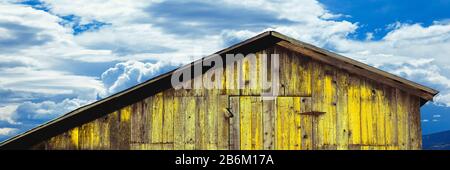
<box><xmin>32</xmin><ymin>45</ymin><xmax>422</xmax><ymax>150</ymax></box>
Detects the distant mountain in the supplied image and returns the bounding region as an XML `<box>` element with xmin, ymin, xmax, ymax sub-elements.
<box><xmin>423</xmin><ymin>130</ymin><xmax>450</xmax><ymax>150</ymax></box>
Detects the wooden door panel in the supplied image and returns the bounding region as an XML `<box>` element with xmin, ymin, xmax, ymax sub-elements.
<box><xmin>229</xmin><ymin>96</ymin><xmax>312</xmax><ymax>150</ymax></box>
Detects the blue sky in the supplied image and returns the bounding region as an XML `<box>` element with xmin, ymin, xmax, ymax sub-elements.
<box><xmin>0</xmin><ymin>0</ymin><xmax>449</xmax><ymax>141</ymax></box>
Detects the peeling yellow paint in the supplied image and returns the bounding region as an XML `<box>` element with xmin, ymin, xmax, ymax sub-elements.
<box><xmin>69</xmin><ymin>127</ymin><xmax>79</xmax><ymax>148</ymax></box>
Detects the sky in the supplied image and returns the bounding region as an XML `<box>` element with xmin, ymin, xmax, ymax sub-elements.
<box><xmin>0</xmin><ymin>0</ymin><xmax>450</xmax><ymax>142</ymax></box>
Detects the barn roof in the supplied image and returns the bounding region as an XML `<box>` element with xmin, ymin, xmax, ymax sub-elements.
<box><xmin>0</xmin><ymin>31</ymin><xmax>438</xmax><ymax>149</ymax></box>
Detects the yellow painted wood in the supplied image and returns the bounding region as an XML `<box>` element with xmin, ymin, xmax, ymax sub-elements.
<box><xmin>299</xmin><ymin>55</ymin><xmax>312</xmax><ymax>96</ymax></box>
<box><xmin>311</xmin><ymin>61</ymin><xmax>324</xmax><ymax>148</ymax></box>
<box><xmin>348</xmin><ymin>76</ymin><xmax>361</xmax><ymax>145</ymax></box>
<box><xmin>288</xmin><ymin>51</ymin><xmax>298</xmax><ymax>95</ymax></box>
<box><xmin>184</xmin><ymin>97</ymin><xmax>196</xmax><ymax>150</ymax></box>
<box><xmin>197</xmin><ymin>96</ymin><xmax>207</xmax><ymax>149</ymax></box>
<box><xmin>409</xmin><ymin>96</ymin><xmax>421</xmax><ymax>150</ymax></box>
<box><xmin>240</xmin><ymin>96</ymin><xmax>252</xmax><ymax>150</ymax></box>
<box><xmin>195</xmin><ymin>96</ymin><xmax>206</xmax><ymax>149</ymax></box>
<box><xmin>283</xmin><ymin>97</ymin><xmax>301</xmax><ymax>150</ymax></box>
<box><xmin>229</xmin><ymin>97</ymin><xmax>240</xmax><ymax>150</ymax></box>
<box><xmin>206</xmin><ymin>92</ymin><xmax>218</xmax><ymax>150</ymax></box>
<box><xmin>292</xmin><ymin>97</ymin><xmax>302</xmax><ymax>150</ymax></box>
<box><xmin>263</xmin><ymin>100</ymin><xmax>275</xmax><ymax>150</ymax></box>
<box><xmin>396</xmin><ymin>89</ymin><xmax>409</xmax><ymax>149</ymax></box>
<box><xmin>276</xmin><ymin>97</ymin><xmax>294</xmax><ymax>150</ymax></box>
<box><xmin>163</xmin><ymin>91</ymin><xmax>174</xmax><ymax>150</ymax></box>
<box><xmin>251</xmin><ymin>97</ymin><xmax>263</xmax><ymax>150</ymax></box>
<box><xmin>69</xmin><ymin>127</ymin><xmax>79</xmax><ymax>149</ymax></box>
<box><xmin>34</xmin><ymin>47</ymin><xmax>425</xmax><ymax>150</ymax></box>
<box><xmin>300</xmin><ymin>97</ymin><xmax>313</xmax><ymax>150</ymax></box>
<box><xmin>151</xmin><ymin>93</ymin><xmax>163</xmax><ymax>149</ymax></box>
<box><xmin>322</xmin><ymin>66</ymin><xmax>337</xmax><ymax>148</ymax></box>
<box><xmin>79</xmin><ymin>120</ymin><xmax>100</xmax><ymax>150</ymax></box>
<box><xmin>217</xmin><ymin>95</ymin><xmax>229</xmax><ymax>150</ymax></box>
<box><xmin>241</xmin><ymin>55</ymin><xmax>251</xmax><ymax>96</ymax></box>
<box><xmin>383</xmin><ymin>86</ymin><xmax>397</xmax><ymax>147</ymax></box>
<box><xmin>360</xmin><ymin>79</ymin><xmax>372</xmax><ymax>145</ymax></box>
<box><xmin>173</xmin><ymin>97</ymin><xmax>184</xmax><ymax>150</ymax></box>
<box><xmin>336</xmin><ymin>72</ymin><xmax>349</xmax><ymax>150</ymax></box>
<box><xmin>374</xmin><ymin>85</ymin><xmax>386</xmax><ymax>147</ymax></box>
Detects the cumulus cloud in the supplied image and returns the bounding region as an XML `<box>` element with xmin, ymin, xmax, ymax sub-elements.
<box><xmin>0</xmin><ymin>105</ymin><xmax>19</xmax><ymax>125</ymax></box>
<box><xmin>15</xmin><ymin>98</ymin><xmax>91</xmax><ymax>122</ymax></box>
<box><xmin>101</xmin><ymin>60</ymin><xmax>166</xmax><ymax>95</ymax></box>
<box><xmin>0</xmin><ymin>128</ymin><xmax>18</xmax><ymax>136</ymax></box>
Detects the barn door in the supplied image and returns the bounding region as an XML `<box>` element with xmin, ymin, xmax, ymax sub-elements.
<box><xmin>228</xmin><ymin>96</ymin><xmax>314</xmax><ymax>150</ymax></box>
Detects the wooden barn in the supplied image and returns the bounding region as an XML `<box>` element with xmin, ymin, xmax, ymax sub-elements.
<box><xmin>0</xmin><ymin>31</ymin><xmax>438</xmax><ymax>150</ymax></box>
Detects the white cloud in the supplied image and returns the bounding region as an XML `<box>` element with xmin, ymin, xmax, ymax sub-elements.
<box><xmin>0</xmin><ymin>127</ymin><xmax>18</xmax><ymax>136</ymax></box>
<box><xmin>41</xmin><ymin>0</ymin><xmax>157</xmax><ymax>24</ymax></box>
<box><xmin>15</xmin><ymin>98</ymin><xmax>91</xmax><ymax>121</ymax></box>
<box><xmin>0</xmin><ymin>105</ymin><xmax>19</xmax><ymax>125</ymax></box>
<box><xmin>0</xmin><ymin>67</ymin><xmax>104</xmax><ymax>95</ymax></box>
<box><xmin>101</xmin><ymin>60</ymin><xmax>165</xmax><ymax>95</ymax></box>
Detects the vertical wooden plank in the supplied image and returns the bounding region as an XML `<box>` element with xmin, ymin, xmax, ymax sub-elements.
<box><xmin>311</xmin><ymin>61</ymin><xmax>324</xmax><ymax>149</ymax></box>
<box><xmin>151</xmin><ymin>93</ymin><xmax>163</xmax><ymax>149</ymax></box>
<box><xmin>288</xmin><ymin>50</ymin><xmax>297</xmax><ymax>96</ymax></box>
<box><xmin>263</xmin><ymin>99</ymin><xmax>275</xmax><ymax>150</ymax></box>
<box><xmin>275</xmin><ymin>97</ymin><xmax>283</xmax><ymax>150</ymax></box>
<box><xmin>336</xmin><ymin>71</ymin><xmax>349</xmax><ymax>150</ymax></box>
<box><xmin>240</xmin><ymin>96</ymin><xmax>252</xmax><ymax>150</ymax></box>
<box><xmin>206</xmin><ymin>92</ymin><xmax>218</xmax><ymax>150</ymax></box>
<box><xmin>382</xmin><ymin>86</ymin><xmax>391</xmax><ymax>148</ymax></box>
<box><xmin>69</xmin><ymin>127</ymin><xmax>79</xmax><ymax>150</ymax></box>
<box><xmin>300</xmin><ymin>55</ymin><xmax>312</xmax><ymax>96</ymax></box>
<box><xmin>131</xmin><ymin>101</ymin><xmax>147</xmax><ymax>147</ymax></box>
<box><xmin>276</xmin><ymin>46</ymin><xmax>287</xmax><ymax>96</ymax></box>
<box><xmin>300</xmin><ymin>97</ymin><xmax>313</xmax><ymax>150</ymax></box>
<box><xmin>195</xmin><ymin>96</ymin><xmax>206</xmax><ymax>150</ymax></box>
<box><xmin>287</xmin><ymin>97</ymin><xmax>296</xmax><ymax>150</ymax></box>
<box><xmin>108</xmin><ymin>111</ymin><xmax>120</xmax><ymax>149</ymax></box>
<box><xmin>360</xmin><ymin>79</ymin><xmax>372</xmax><ymax>146</ymax></box>
<box><xmin>409</xmin><ymin>96</ymin><xmax>421</xmax><ymax>150</ymax></box>
<box><xmin>197</xmin><ymin>96</ymin><xmax>207</xmax><ymax>150</ymax></box>
<box><xmin>252</xmin><ymin>51</ymin><xmax>262</xmax><ymax>95</ymax></box>
<box><xmin>80</xmin><ymin>119</ymin><xmax>101</xmax><ymax>150</ymax></box>
<box><xmin>97</xmin><ymin>115</ymin><xmax>111</xmax><ymax>150</ymax></box>
<box><xmin>144</xmin><ymin>97</ymin><xmax>153</xmax><ymax>148</ymax></box>
<box><xmin>47</xmin><ymin>132</ymin><xmax>71</xmax><ymax>150</ymax></box>
<box><xmin>217</xmin><ymin>95</ymin><xmax>230</xmax><ymax>150</ymax></box>
<box><xmin>276</xmin><ymin>97</ymin><xmax>292</xmax><ymax>150</ymax></box>
<box><xmin>185</xmin><ymin>97</ymin><xmax>196</xmax><ymax>150</ymax></box>
<box><xmin>163</xmin><ymin>90</ymin><xmax>174</xmax><ymax>150</ymax></box>
<box><xmin>348</xmin><ymin>75</ymin><xmax>361</xmax><ymax>145</ymax></box>
<box><xmin>293</xmin><ymin>97</ymin><xmax>302</xmax><ymax>150</ymax></box>
<box><xmin>374</xmin><ymin>84</ymin><xmax>386</xmax><ymax>148</ymax></box>
<box><xmin>118</xmin><ymin>106</ymin><xmax>131</xmax><ymax>150</ymax></box>
<box><xmin>229</xmin><ymin>97</ymin><xmax>240</xmax><ymax>150</ymax></box>
<box><xmin>396</xmin><ymin>89</ymin><xmax>410</xmax><ymax>150</ymax></box>
<box><xmin>225</xmin><ymin>54</ymin><xmax>240</xmax><ymax>96</ymax></box>
<box><xmin>241</xmin><ymin>54</ymin><xmax>251</xmax><ymax>96</ymax></box>
<box><xmin>173</xmin><ymin>96</ymin><xmax>184</xmax><ymax>150</ymax></box>
<box><xmin>322</xmin><ymin>65</ymin><xmax>337</xmax><ymax>149</ymax></box>
<box><xmin>251</xmin><ymin>97</ymin><xmax>263</xmax><ymax>150</ymax></box>
<box><xmin>262</xmin><ymin>47</ymin><xmax>274</xmax><ymax>96</ymax></box>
